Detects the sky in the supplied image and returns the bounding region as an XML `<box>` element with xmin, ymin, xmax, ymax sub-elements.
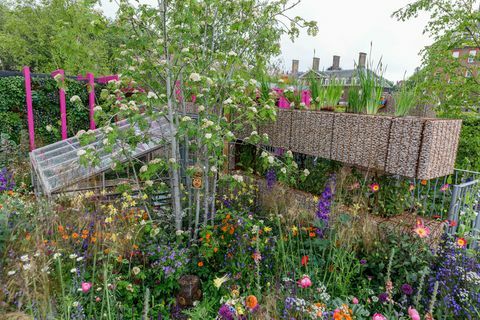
<box><xmin>99</xmin><ymin>0</ymin><xmax>432</xmax><ymax>82</ymax></box>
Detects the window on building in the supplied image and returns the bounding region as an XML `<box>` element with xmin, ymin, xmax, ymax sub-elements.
<box><xmin>452</xmin><ymin>51</ymin><xmax>460</xmax><ymax>58</ymax></box>
<box><xmin>468</xmin><ymin>50</ymin><xmax>476</xmax><ymax>63</ymax></box>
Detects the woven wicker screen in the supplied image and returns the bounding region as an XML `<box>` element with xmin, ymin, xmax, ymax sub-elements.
<box><xmin>290</xmin><ymin>110</ymin><xmax>335</xmax><ymax>158</ymax></box>
<box><xmin>417</xmin><ymin>119</ymin><xmax>462</xmax><ymax>180</ymax></box>
<box><xmin>331</xmin><ymin>113</ymin><xmax>393</xmax><ymax>171</ymax></box>
<box><xmin>386</xmin><ymin>117</ymin><xmax>425</xmax><ymax>177</ymax></box>
<box><xmin>258</xmin><ymin>109</ymin><xmax>292</xmax><ymax>148</ymax></box>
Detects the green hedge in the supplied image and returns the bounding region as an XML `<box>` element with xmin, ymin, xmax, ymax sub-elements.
<box><xmin>0</xmin><ymin>76</ymin><xmax>97</xmax><ymax>145</ymax></box>
<box><xmin>456</xmin><ymin>115</ymin><xmax>480</xmax><ymax>172</ymax></box>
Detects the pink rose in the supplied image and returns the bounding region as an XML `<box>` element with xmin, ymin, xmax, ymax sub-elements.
<box><xmin>372</xmin><ymin>313</ymin><xmax>387</xmax><ymax>320</ymax></box>
<box><xmin>352</xmin><ymin>297</ymin><xmax>359</xmax><ymax>304</ymax></box>
<box><xmin>297</xmin><ymin>275</ymin><xmax>312</xmax><ymax>288</ymax></box>
<box><xmin>408</xmin><ymin>307</ymin><xmax>421</xmax><ymax>320</ymax></box>
<box><xmin>81</xmin><ymin>282</ymin><xmax>92</xmax><ymax>293</ymax></box>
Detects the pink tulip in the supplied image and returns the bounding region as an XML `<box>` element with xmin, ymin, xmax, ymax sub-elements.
<box><xmin>352</xmin><ymin>297</ymin><xmax>359</xmax><ymax>304</ymax></box>
<box><xmin>297</xmin><ymin>275</ymin><xmax>312</xmax><ymax>288</ymax></box>
<box><xmin>81</xmin><ymin>282</ymin><xmax>92</xmax><ymax>293</ymax></box>
<box><xmin>372</xmin><ymin>313</ymin><xmax>387</xmax><ymax>320</ymax></box>
<box><xmin>408</xmin><ymin>307</ymin><xmax>421</xmax><ymax>320</ymax></box>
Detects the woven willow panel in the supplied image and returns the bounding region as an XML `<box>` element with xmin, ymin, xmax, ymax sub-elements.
<box><xmin>417</xmin><ymin>119</ymin><xmax>462</xmax><ymax>180</ymax></box>
<box><xmin>258</xmin><ymin>109</ymin><xmax>292</xmax><ymax>148</ymax></box>
<box><xmin>331</xmin><ymin>113</ymin><xmax>393</xmax><ymax>171</ymax></box>
<box><xmin>386</xmin><ymin>117</ymin><xmax>425</xmax><ymax>178</ymax></box>
<box><xmin>290</xmin><ymin>110</ymin><xmax>335</xmax><ymax>158</ymax></box>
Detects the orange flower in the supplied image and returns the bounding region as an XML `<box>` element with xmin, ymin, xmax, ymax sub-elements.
<box><xmin>214</xmin><ymin>247</ymin><xmax>218</xmax><ymax>253</ymax></box>
<box><xmin>205</xmin><ymin>233</ymin><xmax>211</xmax><ymax>241</ymax></box>
<box><xmin>245</xmin><ymin>295</ymin><xmax>258</xmax><ymax>310</ymax></box>
<box><xmin>132</xmin><ymin>244</ymin><xmax>138</xmax><ymax>249</ymax></box>
<box><xmin>197</xmin><ymin>261</ymin><xmax>204</xmax><ymax>267</ymax></box>
<box><xmin>420</xmin><ymin>179</ymin><xmax>428</xmax><ymax>186</ymax></box>
<box><xmin>221</xmin><ymin>225</ymin><xmax>228</xmax><ymax>232</ymax></box>
<box><xmin>58</xmin><ymin>225</ymin><xmax>65</xmax><ymax>233</ymax></box>
<box><xmin>229</xmin><ymin>227</ymin><xmax>235</xmax><ymax>235</ymax></box>
<box><xmin>117</xmin><ymin>255</ymin><xmax>123</xmax><ymax>263</ymax></box>
<box><xmin>82</xmin><ymin>230</ymin><xmax>89</xmax><ymax>235</ymax></box>
<box><xmin>414</xmin><ymin>219</ymin><xmax>430</xmax><ymax>238</ymax></box>
<box><xmin>225</xmin><ymin>214</ymin><xmax>231</xmax><ymax>220</ymax></box>
<box><xmin>456</xmin><ymin>237</ymin><xmax>467</xmax><ymax>248</ymax></box>
<box><xmin>25</xmin><ymin>232</ymin><xmax>31</xmax><ymax>241</ymax></box>
<box><xmin>62</xmin><ymin>234</ymin><xmax>69</xmax><ymax>240</ymax></box>
<box><xmin>309</xmin><ymin>232</ymin><xmax>316</xmax><ymax>238</ymax></box>
<box><xmin>7</xmin><ymin>190</ymin><xmax>14</xmax><ymax>196</ymax></box>
<box><xmin>72</xmin><ymin>232</ymin><xmax>79</xmax><ymax>239</ymax></box>
<box><xmin>90</xmin><ymin>236</ymin><xmax>97</xmax><ymax>243</ymax></box>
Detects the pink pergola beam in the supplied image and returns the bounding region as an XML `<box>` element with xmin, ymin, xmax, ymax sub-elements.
<box><xmin>22</xmin><ymin>66</ymin><xmax>35</xmax><ymax>151</ymax></box>
<box><xmin>51</xmin><ymin>69</ymin><xmax>68</xmax><ymax>140</ymax></box>
<box><xmin>87</xmin><ymin>73</ymin><xmax>96</xmax><ymax>129</ymax></box>
<box><xmin>97</xmin><ymin>75</ymin><xmax>119</xmax><ymax>84</ymax></box>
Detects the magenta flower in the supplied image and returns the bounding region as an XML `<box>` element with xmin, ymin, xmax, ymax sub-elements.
<box><xmin>352</xmin><ymin>297</ymin><xmax>359</xmax><ymax>304</ymax></box>
<box><xmin>297</xmin><ymin>275</ymin><xmax>312</xmax><ymax>288</ymax></box>
<box><xmin>408</xmin><ymin>307</ymin><xmax>421</xmax><ymax>320</ymax></box>
<box><xmin>372</xmin><ymin>313</ymin><xmax>387</xmax><ymax>320</ymax></box>
<box><xmin>440</xmin><ymin>183</ymin><xmax>449</xmax><ymax>192</ymax></box>
<box><xmin>81</xmin><ymin>282</ymin><xmax>92</xmax><ymax>293</ymax></box>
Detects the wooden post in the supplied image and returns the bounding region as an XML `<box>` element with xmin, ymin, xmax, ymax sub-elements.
<box><xmin>87</xmin><ymin>72</ymin><xmax>96</xmax><ymax>130</ymax></box>
<box><xmin>51</xmin><ymin>69</ymin><xmax>68</xmax><ymax>140</ymax></box>
<box><xmin>22</xmin><ymin>66</ymin><xmax>35</xmax><ymax>151</ymax></box>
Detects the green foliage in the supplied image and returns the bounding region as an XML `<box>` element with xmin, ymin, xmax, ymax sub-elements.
<box><xmin>346</xmin><ymin>87</ymin><xmax>363</xmax><ymax>113</ymax></box>
<box><xmin>324</xmin><ymin>78</ymin><xmax>343</xmax><ymax>109</ymax></box>
<box><xmin>0</xmin><ymin>0</ymin><xmax>120</xmax><ymax>74</ymax></box>
<box><xmin>394</xmin><ymin>82</ymin><xmax>417</xmax><ymax>117</ymax></box>
<box><xmin>0</xmin><ymin>76</ymin><xmax>98</xmax><ymax>145</ymax></box>
<box><xmin>393</xmin><ymin>0</ymin><xmax>479</xmax><ymax>115</ymax></box>
<box><xmin>456</xmin><ymin>115</ymin><xmax>480</xmax><ymax>172</ymax></box>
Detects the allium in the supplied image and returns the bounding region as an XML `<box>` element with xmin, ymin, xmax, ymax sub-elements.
<box><xmin>378</xmin><ymin>292</ymin><xmax>389</xmax><ymax>303</ymax></box>
<box><xmin>401</xmin><ymin>283</ymin><xmax>414</xmax><ymax>295</ymax></box>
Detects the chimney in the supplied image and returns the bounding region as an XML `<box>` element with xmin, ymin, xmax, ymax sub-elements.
<box><xmin>358</xmin><ymin>52</ymin><xmax>367</xmax><ymax>68</ymax></box>
<box><xmin>312</xmin><ymin>57</ymin><xmax>320</xmax><ymax>72</ymax></box>
<box><xmin>291</xmin><ymin>59</ymin><xmax>299</xmax><ymax>75</ymax></box>
<box><xmin>332</xmin><ymin>55</ymin><xmax>340</xmax><ymax>70</ymax></box>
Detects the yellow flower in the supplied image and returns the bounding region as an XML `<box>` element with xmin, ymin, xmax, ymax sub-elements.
<box><xmin>264</xmin><ymin>226</ymin><xmax>272</xmax><ymax>232</ymax></box>
<box><xmin>313</xmin><ymin>196</ymin><xmax>319</xmax><ymax>203</ymax></box>
<box><xmin>213</xmin><ymin>274</ymin><xmax>230</xmax><ymax>289</ymax></box>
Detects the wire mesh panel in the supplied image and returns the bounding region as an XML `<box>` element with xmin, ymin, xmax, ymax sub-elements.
<box><xmin>30</xmin><ymin>115</ymin><xmax>172</xmax><ymax>195</ymax></box>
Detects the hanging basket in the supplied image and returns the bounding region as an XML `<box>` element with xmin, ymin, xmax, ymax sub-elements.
<box><xmin>290</xmin><ymin>110</ymin><xmax>335</xmax><ymax>158</ymax></box>
<box><xmin>331</xmin><ymin>113</ymin><xmax>393</xmax><ymax>171</ymax></box>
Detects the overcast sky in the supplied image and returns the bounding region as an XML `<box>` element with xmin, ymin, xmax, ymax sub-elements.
<box><xmin>100</xmin><ymin>0</ymin><xmax>432</xmax><ymax>82</ymax></box>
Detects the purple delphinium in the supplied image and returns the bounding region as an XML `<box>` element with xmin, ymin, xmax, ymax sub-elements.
<box><xmin>0</xmin><ymin>168</ymin><xmax>15</xmax><ymax>191</ymax></box>
<box><xmin>315</xmin><ymin>175</ymin><xmax>336</xmax><ymax>238</ymax></box>
<box><xmin>426</xmin><ymin>235</ymin><xmax>480</xmax><ymax>318</ymax></box>
<box><xmin>401</xmin><ymin>283</ymin><xmax>413</xmax><ymax>295</ymax></box>
<box><xmin>265</xmin><ymin>169</ymin><xmax>277</xmax><ymax>189</ymax></box>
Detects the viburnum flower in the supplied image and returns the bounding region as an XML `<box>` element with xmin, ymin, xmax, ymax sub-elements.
<box><xmin>456</xmin><ymin>237</ymin><xmax>467</xmax><ymax>248</ymax></box>
<box><xmin>369</xmin><ymin>183</ymin><xmax>380</xmax><ymax>192</ymax></box>
<box><xmin>298</xmin><ymin>275</ymin><xmax>312</xmax><ymax>288</ymax></box>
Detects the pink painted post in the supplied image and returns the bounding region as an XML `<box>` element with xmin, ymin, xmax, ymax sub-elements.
<box><xmin>97</xmin><ymin>75</ymin><xmax>119</xmax><ymax>84</ymax></box>
<box><xmin>51</xmin><ymin>69</ymin><xmax>68</xmax><ymax>140</ymax></box>
<box><xmin>22</xmin><ymin>67</ymin><xmax>35</xmax><ymax>151</ymax></box>
<box><xmin>87</xmin><ymin>73</ymin><xmax>96</xmax><ymax>130</ymax></box>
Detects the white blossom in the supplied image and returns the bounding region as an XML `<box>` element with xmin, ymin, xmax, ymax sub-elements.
<box><xmin>205</xmin><ymin>133</ymin><xmax>212</xmax><ymax>139</ymax></box>
<box><xmin>76</xmin><ymin>130</ymin><xmax>86</xmax><ymax>137</ymax></box>
<box><xmin>145</xmin><ymin>180</ymin><xmax>154</xmax><ymax>187</ymax></box>
<box><xmin>210</xmin><ymin>166</ymin><xmax>217</xmax><ymax>173</ymax></box>
<box><xmin>46</xmin><ymin>125</ymin><xmax>53</xmax><ymax>132</ymax></box>
<box><xmin>77</xmin><ymin>149</ymin><xmax>87</xmax><ymax>156</ymax></box>
<box><xmin>304</xmin><ymin>169</ymin><xmax>310</xmax><ymax>176</ymax></box>
<box><xmin>198</xmin><ymin>105</ymin><xmax>205</xmax><ymax>112</ymax></box>
<box><xmin>7</xmin><ymin>270</ymin><xmax>16</xmax><ymax>276</ymax></box>
<box><xmin>93</xmin><ymin>105</ymin><xmax>102</xmax><ymax>112</ymax></box>
<box><xmin>23</xmin><ymin>264</ymin><xmax>32</xmax><ymax>271</ymax></box>
<box><xmin>20</xmin><ymin>255</ymin><xmax>29</xmax><ymax>262</ymax></box>
<box><xmin>228</xmin><ymin>51</ymin><xmax>237</xmax><ymax>56</ymax></box>
<box><xmin>223</xmin><ymin>98</ymin><xmax>233</xmax><ymax>104</ymax></box>
<box><xmin>232</xmin><ymin>174</ymin><xmax>244</xmax><ymax>183</ymax></box>
<box><xmin>140</xmin><ymin>165</ymin><xmax>148</xmax><ymax>173</ymax></box>
<box><xmin>189</xmin><ymin>73</ymin><xmax>201</xmax><ymax>82</ymax></box>
<box><xmin>267</xmin><ymin>156</ymin><xmax>274</xmax><ymax>164</ymax></box>
<box><xmin>147</xmin><ymin>91</ymin><xmax>158</xmax><ymax>99</ymax></box>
